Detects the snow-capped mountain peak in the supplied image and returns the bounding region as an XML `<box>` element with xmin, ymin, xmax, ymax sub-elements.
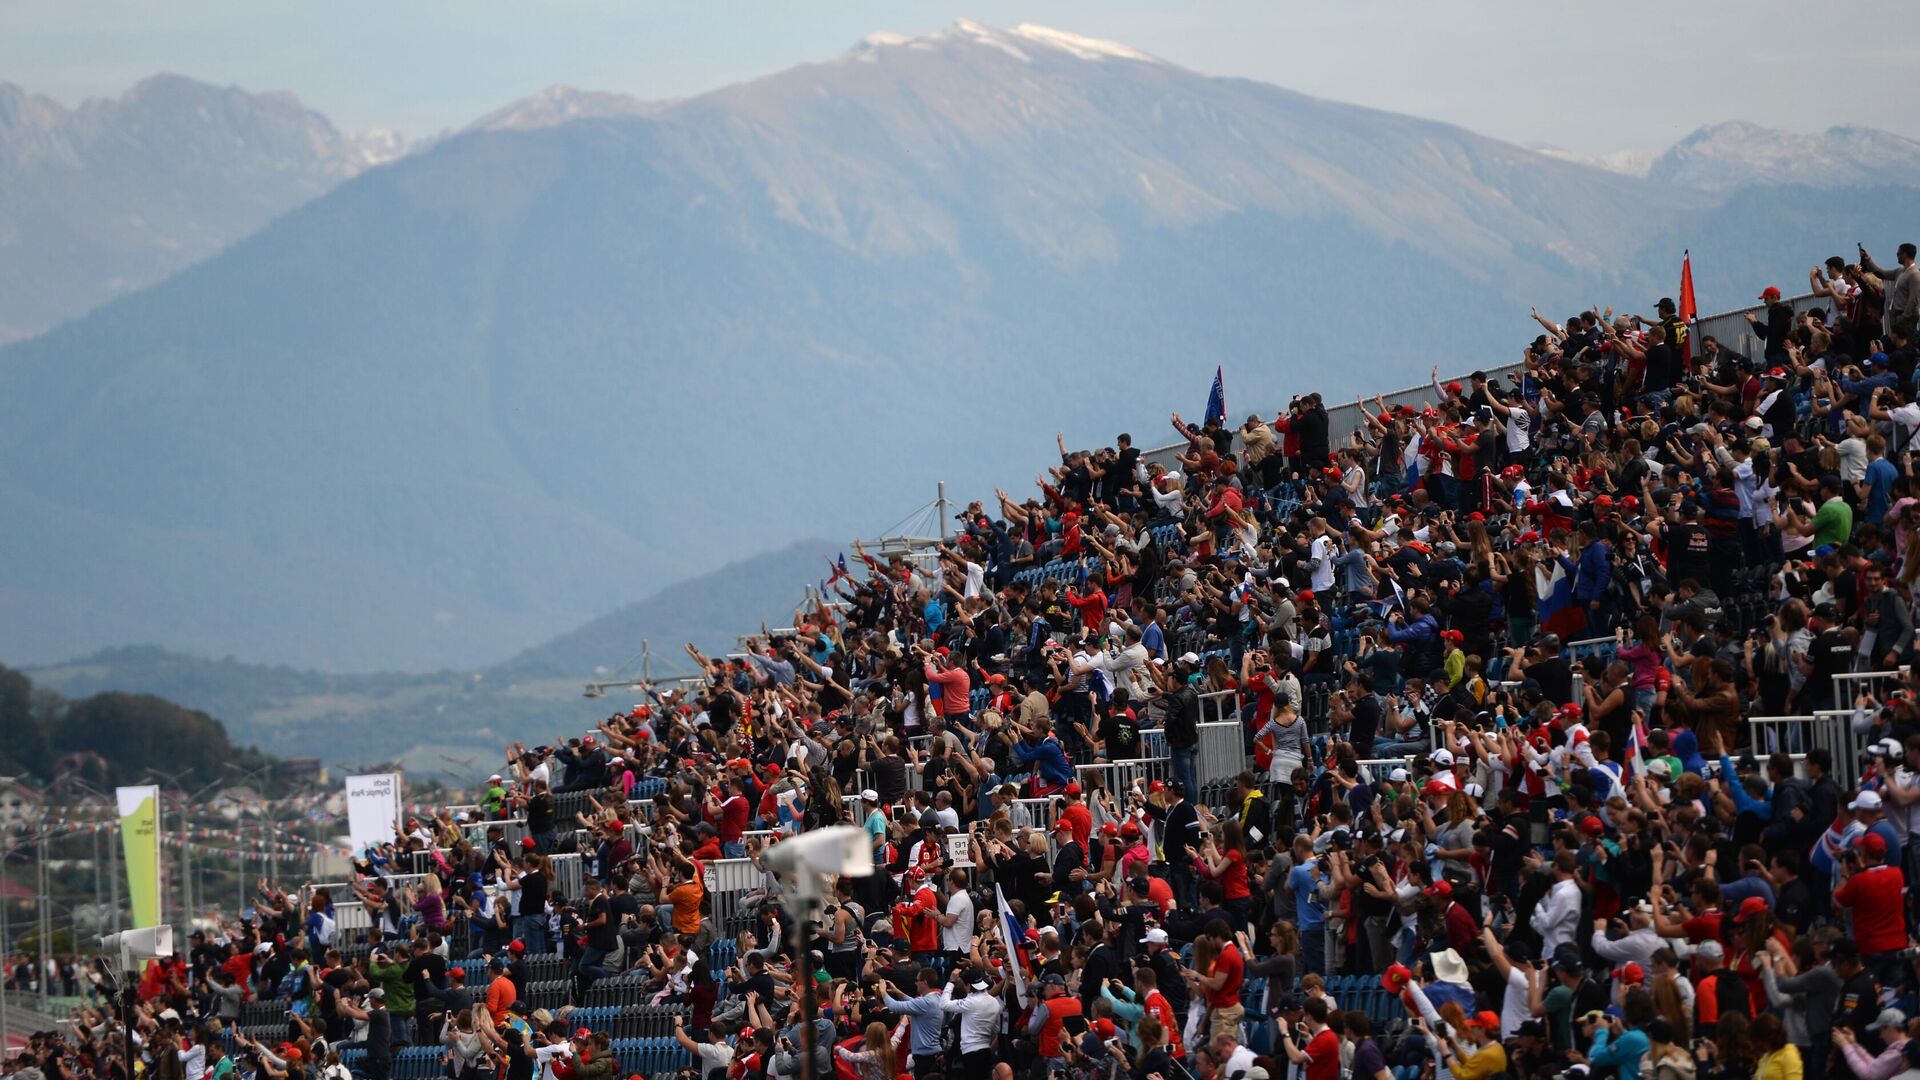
<box><xmin>849</xmin><ymin>19</ymin><xmax>1163</xmax><ymax>65</ymax></box>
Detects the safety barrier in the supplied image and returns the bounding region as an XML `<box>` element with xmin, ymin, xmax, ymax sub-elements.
<box><xmin>1835</xmin><ymin>668</ymin><xmax>1908</xmax><ymax>706</ymax></box>
<box><xmin>1015</xmin><ymin>798</ymin><xmax>1061</xmax><ymax>835</ymax></box>
<box><xmin>1749</xmin><ymin>715</ymin><xmax>1823</xmax><ymax>756</ymax></box>
<box><xmin>465</xmin><ymin>817</ymin><xmax>531</xmax><ymax>848</ymax></box>
<box><xmin>703</xmin><ymin>857</ymin><xmax>772</xmax><ymax>939</ymax></box>
<box><xmin>1195</xmin><ymin>720</ymin><xmax>1246</xmax><ymax>805</ymax></box>
<box><xmin>1072</xmin><ymin>757</ymin><xmax>1171</xmax><ymax>797</ymax></box>
<box><xmin>1815</xmin><ymin>709</ymin><xmax>1873</xmax><ymax>789</ymax></box>
<box><xmin>551</xmin><ymin>852</ymin><xmax>584</xmax><ymax>903</ymax></box>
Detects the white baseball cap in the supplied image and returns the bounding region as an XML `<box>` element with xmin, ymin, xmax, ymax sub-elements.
<box><xmin>1177</xmin><ymin>651</ymin><xmax>1202</xmax><ymax>665</ymax></box>
<box><xmin>1851</xmin><ymin>790</ymin><xmax>1884</xmax><ymax>811</ymax></box>
<box><xmin>1140</xmin><ymin>928</ymin><xmax>1169</xmax><ymax>945</ymax></box>
<box><xmin>1430</xmin><ymin>748</ymin><xmax>1455</xmax><ymax>766</ymax></box>
<box><xmin>860</xmin><ymin>789</ymin><xmax>880</xmax><ymax>802</ymax></box>
<box><xmin>1388</xmin><ymin>767</ymin><xmax>1410</xmax><ymax>782</ymax></box>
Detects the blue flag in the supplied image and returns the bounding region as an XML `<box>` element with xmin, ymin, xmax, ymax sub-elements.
<box><xmin>1204</xmin><ymin>365</ymin><xmax>1226</xmax><ymax>427</ymax></box>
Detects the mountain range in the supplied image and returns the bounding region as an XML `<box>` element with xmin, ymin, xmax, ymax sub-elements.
<box><xmin>27</xmin><ymin>539</ymin><xmax>831</xmax><ymax>774</ymax></box>
<box><xmin>0</xmin><ymin>74</ymin><xmax>404</xmax><ymax>344</ymax></box>
<box><xmin>1537</xmin><ymin>120</ymin><xmax>1920</xmax><ymax>191</ymax></box>
<box><xmin>5</xmin><ymin>20</ymin><xmax>1920</xmax><ymax>679</ymax></box>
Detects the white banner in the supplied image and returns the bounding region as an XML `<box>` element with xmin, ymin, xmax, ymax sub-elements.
<box><xmin>344</xmin><ymin>773</ymin><xmax>402</xmax><ymax>853</ymax></box>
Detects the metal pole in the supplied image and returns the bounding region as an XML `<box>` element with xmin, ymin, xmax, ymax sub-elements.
<box><xmin>180</xmin><ymin>801</ymin><xmax>192</xmax><ymax>930</ymax></box>
<box><xmin>936</xmin><ymin>481</ymin><xmax>949</xmax><ymax>541</ymax></box>
<box><xmin>37</xmin><ymin>830</ymin><xmax>50</xmax><ymax>1009</ymax></box>
<box><xmin>109</xmin><ymin>820</ymin><xmax>122</xmax><ymax>934</ymax></box>
<box><xmin>2</xmin><ymin>831</ymin><xmax>11</xmax><ymax>1045</ymax></box>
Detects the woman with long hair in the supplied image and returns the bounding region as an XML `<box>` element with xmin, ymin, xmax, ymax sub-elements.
<box><xmin>412</xmin><ymin>873</ymin><xmax>448</xmax><ymax>933</ymax></box>
<box><xmin>1697</xmin><ymin>1011</ymin><xmax>1754</xmax><ymax>1080</ymax></box>
<box><xmin>1197</xmin><ymin>820</ymin><xmax>1253</xmax><ymax>924</ymax></box>
<box><xmin>834</xmin><ymin>1021</ymin><xmax>899</xmax><ymax>1080</ymax></box>
<box><xmin>1616</xmin><ymin>616</ymin><xmax>1665</xmax><ymax>718</ymax></box>
<box><xmin>1128</xmin><ymin>1014</ymin><xmax>1174</xmax><ymax>1080</ymax></box>
<box><xmin>1584</xmin><ymin>658</ymin><xmax>1634</xmax><ymax>752</ymax></box>
<box><xmin>1751</xmin><ymin>1014</ymin><xmax>1803</xmax><ymax>1080</ymax></box>
<box><xmin>1646</xmin><ymin>948</ymin><xmax>1692</xmax><ymax>1046</ymax></box>
<box><xmin>1424</xmin><ymin>790</ymin><xmax>1477</xmax><ymax>879</ymax></box>
<box><xmin>1730</xmin><ymin>903</ymin><xmax>1790</xmax><ymax>1025</ymax></box>
<box><xmin>1255</xmin><ymin>700</ymin><xmax>1309</xmax><ymax>785</ymax></box>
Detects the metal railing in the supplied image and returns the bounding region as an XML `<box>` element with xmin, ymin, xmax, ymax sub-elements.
<box><xmin>703</xmin><ymin>857</ymin><xmax>771</xmax><ymax>939</ymax></box>
<box><xmin>1134</xmin><ymin>292</ymin><xmax>1819</xmax><ymax>479</ymax></box>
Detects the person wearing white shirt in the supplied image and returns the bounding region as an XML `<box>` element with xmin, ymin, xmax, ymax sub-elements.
<box><xmin>937</xmin><ymin>870</ymin><xmax>976</xmax><ymax>955</ymax></box>
<box><xmin>941</xmin><ymin>971</ymin><xmax>1006</xmax><ymax>1068</ymax></box>
<box><xmin>1307</xmin><ymin>519</ymin><xmax>1338</xmax><ymax>593</ymax></box>
<box><xmin>1150</xmin><ymin>472</ymin><xmax>1186</xmax><ymax>518</ymax></box>
<box><xmin>1479</xmin><ymin>926</ymin><xmax>1541</xmax><ymax>1039</ymax></box>
<box><xmin>1588</xmin><ymin>904</ymin><xmax>1664</xmax><ymax>967</ymax></box>
<box><xmin>1529</xmin><ymin>853</ymin><xmax>1583</xmax><ymax>956</ymax></box>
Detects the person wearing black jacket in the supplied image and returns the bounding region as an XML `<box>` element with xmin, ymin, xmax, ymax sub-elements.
<box><xmin>1232</xmin><ymin>772</ymin><xmax>1272</xmax><ymax>846</ymax></box>
<box><xmin>1831</xmin><ymin>939</ymin><xmax>1884</xmax><ymax>1052</ymax></box>
<box><xmin>553</xmin><ymin>737</ymin><xmax>609</xmax><ymax>793</ymax></box>
<box><xmin>1140</xmin><ymin>930</ymin><xmax>1189</xmax><ymax>1020</ymax></box>
<box><xmin>1744</xmin><ymin>288</ymin><xmax>1796</xmax><ymax>365</ymax></box>
<box><xmin>1161</xmin><ymin>659</ymin><xmax>1201</xmax><ymax>799</ymax></box>
<box><xmin>1296</xmin><ymin>395</ymin><xmax>1331</xmax><ymax>468</ymax></box>
<box><xmin>1145</xmin><ymin>780</ymin><xmax>1202</xmax><ymax>908</ymax></box>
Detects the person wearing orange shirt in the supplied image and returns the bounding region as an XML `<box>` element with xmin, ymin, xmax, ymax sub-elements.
<box><xmin>483</xmin><ymin>957</ymin><xmax>516</xmax><ymax>1025</ymax></box>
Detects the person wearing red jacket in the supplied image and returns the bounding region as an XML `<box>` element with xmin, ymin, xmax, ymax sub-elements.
<box><xmin>892</xmin><ymin>868</ymin><xmax>941</xmax><ymax>959</ymax></box>
<box><xmin>1203</xmin><ymin>482</ymin><xmax>1243</xmax><ymax>521</ymax></box>
<box><xmin>1063</xmin><ymin>586</ymin><xmax>1107</xmax><ymax>633</ymax></box>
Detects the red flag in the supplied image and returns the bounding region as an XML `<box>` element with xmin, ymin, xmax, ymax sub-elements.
<box><xmin>1678</xmin><ymin>251</ymin><xmax>1697</xmax><ymax>363</ymax></box>
<box><xmin>1678</xmin><ymin>251</ymin><xmax>1697</xmax><ymax>323</ymax></box>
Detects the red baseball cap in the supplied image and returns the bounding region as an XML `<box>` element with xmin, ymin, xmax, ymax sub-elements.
<box><xmin>1423</xmin><ymin>881</ymin><xmax>1452</xmax><ymax>899</ymax></box>
<box><xmin>1861</xmin><ymin>832</ymin><xmax>1889</xmax><ymax>857</ymax></box>
<box><xmin>1759</xmin><ymin>285</ymin><xmax>1782</xmax><ymax>301</ymax></box>
<box><xmin>1445</xmin><ymin>381</ymin><xmax>1464</xmax><ymax>395</ymax></box>
<box><xmin>1064</xmin><ymin>782</ymin><xmax>1082</xmax><ymax>796</ymax></box>
<box><xmin>1467</xmin><ymin>1010</ymin><xmax>1502</xmax><ymax>1031</ymax></box>
<box><xmin>1733</xmin><ymin>895</ymin><xmax>1770</xmax><ymax>923</ymax></box>
<box><xmin>1613</xmin><ymin>962</ymin><xmax>1646</xmax><ymax>986</ymax></box>
<box><xmin>1099</xmin><ymin>822</ymin><xmax>1119</xmax><ymax>837</ymax></box>
<box><xmin>520</xmin><ymin>838</ymin><xmax>537</xmax><ymax>849</ymax></box>
<box><xmin>1578</xmin><ymin>815</ymin><xmax>1605</xmax><ymax>836</ymax></box>
<box><xmin>508</xmin><ymin>941</ymin><xmax>526</xmax><ymax>954</ymax></box>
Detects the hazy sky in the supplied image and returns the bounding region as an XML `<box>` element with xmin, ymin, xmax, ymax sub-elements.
<box><xmin>8</xmin><ymin>0</ymin><xmax>1919</xmax><ymax>153</ymax></box>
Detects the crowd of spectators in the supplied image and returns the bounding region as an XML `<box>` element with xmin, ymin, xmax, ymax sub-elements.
<box><xmin>8</xmin><ymin>238</ymin><xmax>1920</xmax><ymax>1080</ymax></box>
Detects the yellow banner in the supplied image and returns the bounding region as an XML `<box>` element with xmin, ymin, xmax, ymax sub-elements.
<box><xmin>116</xmin><ymin>785</ymin><xmax>162</xmax><ymax>927</ymax></box>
